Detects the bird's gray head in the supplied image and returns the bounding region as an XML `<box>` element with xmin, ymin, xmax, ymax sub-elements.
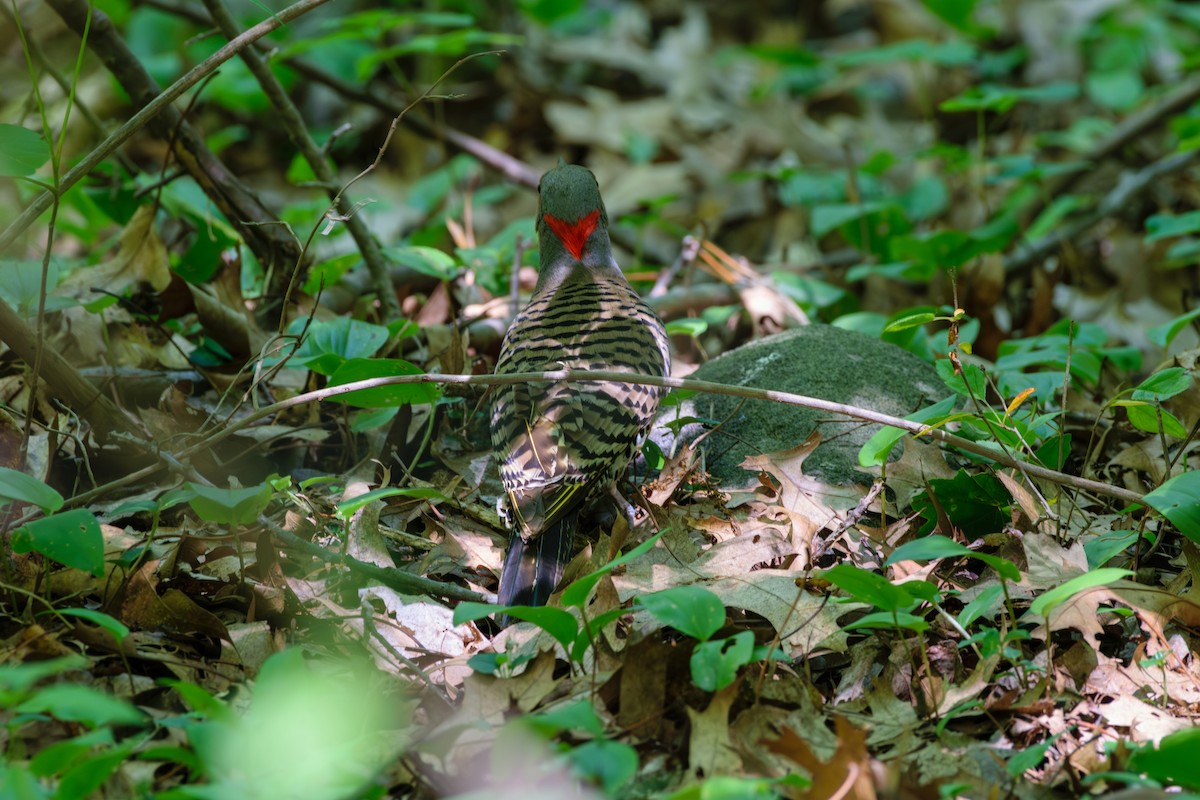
<box><xmin>536</xmin><ymin>164</ymin><xmax>610</xmax><ymax>263</ymax></box>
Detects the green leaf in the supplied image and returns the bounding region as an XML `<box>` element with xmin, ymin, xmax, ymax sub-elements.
<box><xmin>0</xmin><ymin>124</ymin><xmax>50</xmax><ymax>177</ymax></box>
<box><xmin>52</xmin><ymin>609</ymin><xmax>130</xmax><ymax>643</ymax></box>
<box><xmin>810</xmin><ymin>202</ymin><xmax>880</xmax><ymax>238</ymax></box>
<box><xmin>1145</xmin><ymin>471</ymin><xmax>1200</xmax><ymax>543</ymax></box>
<box><xmin>334</xmin><ymin>487</ymin><xmax>445</xmax><ymax>519</ymax></box>
<box><xmin>666</xmin><ymin>318</ymin><xmax>708</xmax><ymax>337</ymax></box>
<box><xmin>497</xmin><ymin>607</ymin><xmax>580</xmax><ymax>649</ymax></box>
<box><xmin>1126</xmin><ymin>404</ymin><xmax>1188</xmax><ymax>438</ymax></box>
<box><xmin>16</xmin><ymin>684</ymin><xmax>146</xmax><ymax>729</ymax></box>
<box><xmin>517</xmin><ymin>0</ymin><xmax>585</xmax><ymax>24</ymax></box>
<box><xmin>889</xmin><ymin>225</ymin><xmax>1007</xmax><ymax>271</ymax></box>
<box><xmin>898</xmin><ymin>175</ymin><xmax>949</xmax><ymax>221</ymax></box>
<box><xmin>638</xmin><ymin>586</ymin><xmax>725</xmax><ymax>642</ymax></box>
<box><xmin>1034</xmin><ymin>434</ymin><xmax>1071</xmax><ymax>470</ymax></box>
<box><xmin>453</xmin><ymin>601</ymin><xmax>499</xmax><ymax>625</ymax></box>
<box><xmin>287</xmin><ymin>317</ymin><xmax>390</xmax><ymax>375</ymax></box>
<box><xmin>1127</xmin><ymin>727</ymin><xmax>1200</xmax><ymax>789</ymax></box>
<box><xmin>1085</xmin><ymin>69</ymin><xmax>1144</xmax><ymax>112</ymax></box>
<box><xmin>30</xmin><ymin>727</ymin><xmax>115</xmax><ymax>776</ymax></box>
<box><xmin>858</xmin><ymin>395</ymin><xmax>956</xmax><ymax>467</ymax></box>
<box><xmin>1027</xmin><ymin>568</ymin><xmax>1133</xmax><ymax>618</ymax></box>
<box><xmin>831</xmin><ymin>39</ymin><xmax>975</xmax><ymax>68</ymax></box>
<box><xmin>811</xmin><ymin>202</ymin><xmax>911</xmax><ymax>254</ymax></box>
<box><xmin>940</xmin><ymin>82</ymin><xmax>1078</xmax><ymax>113</ymax></box>
<box><xmin>0</xmin><ymin>655</ymin><xmax>87</xmax><ymax>700</ymax></box>
<box><xmin>665</xmin><ymin>775</ymin><xmax>789</xmax><ymax>800</ymax></box>
<box><xmin>936</xmin><ymin>359</ymin><xmax>986</xmax><ymax>399</ymax></box>
<box><xmin>303</xmin><ymin>252</ymin><xmax>361</xmax><ymax>295</ymax></box>
<box><xmin>163</xmin><ymin>679</ymin><xmax>230</xmax><ymax>720</ymax></box>
<box><xmin>327</xmin><ymin>358</ymin><xmax>441</xmax><ymax>407</ymax></box>
<box><xmin>920</xmin><ymin>0</ymin><xmax>977</xmax><ymax>31</ymax></box>
<box><xmin>1148</xmin><ymin>307</ymin><xmax>1200</xmax><ymax>348</ymax></box>
<box><xmin>466</xmin><ymin>652</ymin><xmax>503</xmax><ymax>674</ymax></box>
<box><xmin>1132</xmin><ymin>368</ymin><xmax>1192</xmax><ymax>402</ymax></box>
<box><xmin>884</xmin><ymin>311</ymin><xmax>938</xmax><ymax>333</ymax></box>
<box><xmin>822</xmin><ymin>563</ymin><xmax>914</xmax><ymax>612</ymax></box>
<box><xmin>454</xmin><ymin>601</ymin><xmax>580</xmax><ymax>650</ymax></box>
<box><xmin>1146</xmin><ymin>210</ymin><xmax>1200</xmax><ymax>242</ymax></box>
<box><xmin>843</xmin><ymin>610</ymin><xmax>929</xmax><ymax>632</ymax></box>
<box><xmin>1006</xmin><ymin>732</ymin><xmax>1062</xmax><ymax>777</ymax></box>
<box><xmin>958</xmin><ymin>583</ymin><xmax>1005</xmax><ymax>628</ymax></box>
<box><xmin>524</xmin><ymin>700</ymin><xmax>604</xmax><ymax>737</ymax></box>
<box><xmin>558</xmin><ymin>528</ymin><xmax>666</xmax><ymax>608</ymax></box>
<box><xmin>845</xmin><ymin>260</ymin><xmax>936</xmax><ymax>283</ymax></box>
<box><xmin>1026</xmin><ymin>194</ymin><xmax>1090</xmax><ymax>241</ymax></box>
<box><xmin>566</xmin><ymin>740</ymin><xmax>639</xmax><ymax>794</ymax></box>
<box><xmin>12</xmin><ymin>509</ymin><xmax>105</xmax><ymax>576</ymax></box>
<box><xmin>0</xmin><ymin>259</ymin><xmax>69</xmax><ymax>317</ymax></box>
<box><xmin>349</xmin><ymin>406</ymin><xmax>400</xmax><ymax>432</ymax></box>
<box><xmin>888</xmin><ymin>535</ymin><xmax>970</xmax><ymax>563</ymax></box>
<box><xmin>888</xmin><ymin>535</ymin><xmax>1018</xmax><ymax>581</ymax></box>
<box><xmin>913</xmin><ymin>471</ymin><xmax>1011</xmax><ymax>539</ymax></box>
<box><xmin>1084</xmin><ymin>529</ymin><xmax>1144</xmax><ymax>569</ymax></box>
<box><xmin>744</xmin><ymin>44</ymin><xmax>821</xmax><ymax>67</ymax></box>
<box><xmin>386</xmin><ymin>245</ymin><xmax>461</xmax><ymax>280</ymax></box>
<box><xmin>690</xmin><ymin>631</ymin><xmax>754</xmax><ymax>692</ymax></box>
<box><xmin>0</xmin><ymin>467</ymin><xmax>64</xmax><ymax>512</ymax></box>
<box><xmin>57</xmin><ymin>742</ymin><xmax>135</xmax><ymax>799</ymax></box>
<box><xmin>182</xmin><ymin>481</ymin><xmax>273</xmax><ymax>526</ymax></box>
<box><xmin>0</xmin><ymin>762</ymin><xmax>46</xmax><ymax>798</ymax></box>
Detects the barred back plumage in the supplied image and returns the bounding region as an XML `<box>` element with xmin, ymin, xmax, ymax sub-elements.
<box><xmin>491</xmin><ymin>164</ymin><xmax>670</xmax><ymax>617</ymax></box>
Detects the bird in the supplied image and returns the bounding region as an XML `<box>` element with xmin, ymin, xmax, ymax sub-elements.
<box><xmin>491</xmin><ymin>163</ymin><xmax>671</xmax><ymax>618</ymax></box>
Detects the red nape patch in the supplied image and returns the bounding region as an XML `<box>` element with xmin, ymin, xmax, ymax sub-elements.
<box><xmin>543</xmin><ymin>209</ymin><xmax>600</xmax><ymax>261</ymax></box>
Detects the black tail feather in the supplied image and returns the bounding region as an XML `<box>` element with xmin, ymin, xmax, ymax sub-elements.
<box><xmin>495</xmin><ymin>516</ymin><xmax>576</xmax><ymax>626</ymax></box>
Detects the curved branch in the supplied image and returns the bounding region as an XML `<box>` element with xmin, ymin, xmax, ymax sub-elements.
<box><xmin>201</xmin><ymin>369</ymin><xmax>1148</xmax><ymax>507</ymax></box>
<box><xmin>0</xmin><ymin>0</ymin><xmax>331</xmax><ymax>257</ymax></box>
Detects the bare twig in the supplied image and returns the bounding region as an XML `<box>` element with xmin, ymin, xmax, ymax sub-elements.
<box><xmin>47</xmin><ymin>0</ymin><xmax>309</xmax><ymax>280</ymax></box>
<box><xmin>291</xmin><ymin>49</ymin><xmax>505</xmax><ymax>323</ymax></box>
<box><xmin>264</xmin><ymin>518</ymin><xmax>484</xmax><ymax>604</ymax></box>
<box><xmin>1019</xmin><ymin>72</ymin><xmax>1200</xmax><ymax>229</ymax></box>
<box><xmin>1004</xmin><ymin>148</ymin><xmax>1200</xmax><ymax>276</ymax></box>
<box><xmin>0</xmin><ymin>297</ymin><xmax>141</xmax><ymax>443</ymax></box>
<box><xmin>190</xmin><ymin>369</ymin><xmax>1148</xmax><ymax>507</ymax></box>
<box><xmin>200</xmin><ymin>0</ymin><xmax>401</xmax><ymax>319</ymax></box>
<box><xmin>133</xmin><ymin>0</ymin><xmax>543</xmax><ymax>190</ymax></box>
<box><xmin>0</xmin><ymin>0</ymin><xmax>330</xmax><ymax>257</ymax></box>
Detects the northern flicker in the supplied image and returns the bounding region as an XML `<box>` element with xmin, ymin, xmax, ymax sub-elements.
<box><xmin>491</xmin><ymin>164</ymin><xmax>671</xmax><ymax>615</ymax></box>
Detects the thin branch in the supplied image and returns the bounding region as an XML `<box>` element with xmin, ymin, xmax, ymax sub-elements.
<box><xmin>283</xmin><ymin>49</ymin><xmax>505</xmax><ymax>324</ymax></box>
<box><xmin>264</xmin><ymin>518</ymin><xmax>485</xmax><ymax>604</ymax></box>
<box><xmin>1004</xmin><ymin>147</ymin><xmax>1200</xmax><ymax>276</ymax></box>
<box><xmin>200</xmin><ymin>0</ymin><xmax>401</xmax><ymax>319</ymax></box>
<box><xmin>0</xmin><ymin>0</ymin><xmax>331</xmax><ymax>257</ymax></box>
<box><xmin>192</xmin><ymin>369</ymin><xmax>1148</xmax><ymax>507</ymax></box>
<box><xmin>1019</xmin><ymin>73</ymin><xmax>1200</xmax><ymax>229</ymax></box>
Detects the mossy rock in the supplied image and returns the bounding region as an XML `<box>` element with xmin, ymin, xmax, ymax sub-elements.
<box><xmin>659</xmin><ymin>325</ymin><xmax>945</xmax><ymax>487</ymax></box>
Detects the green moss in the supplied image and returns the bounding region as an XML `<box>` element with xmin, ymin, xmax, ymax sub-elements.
<box><xmin>671</xmin><ymin>325</ymin><xmax>945</xmax><ymax>487</ymax></box>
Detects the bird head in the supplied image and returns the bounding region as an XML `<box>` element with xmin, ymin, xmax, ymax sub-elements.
<box><xmin>536</xmin><ymin>164</ymin><xmax>610</xmax><ymax>265</ymax></box>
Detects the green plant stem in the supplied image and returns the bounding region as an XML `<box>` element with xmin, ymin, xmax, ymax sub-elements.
<box><xmin>262</xmin><ymin>516</ymin><xmax>483</xmax><ymax>603</ymax></box>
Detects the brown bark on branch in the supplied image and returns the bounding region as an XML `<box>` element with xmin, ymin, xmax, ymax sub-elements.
<box><xmin>1</xmin><ymin>0</ymin><xmax>330</xmax><ymax>257</ymax></box>
<box><xmin>199</xmin><ymin>0</ymin><xmax>402</xmax><ymax>320</ymax></box>
<box><xmin>37</xmin><ymin>0</ymin><xmax>323</xmax><ymax>286</ymax></box>
<box><xmin>0</xmin><ymin>297</ymin><xmax>139</xmax><ymax>443</ymax></box>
